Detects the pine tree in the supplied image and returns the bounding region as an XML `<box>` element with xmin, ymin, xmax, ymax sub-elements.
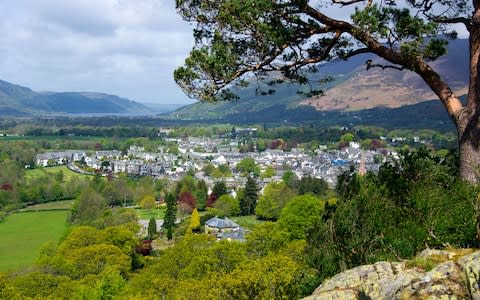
<box><xmin>163</xmin><ymin>193</ymin><xmax>177</xmax><ymax>240</ymax></box>
<box><xmin>240</xmin><ymin>177</ymin><xmax>258</xmax><ymax>215</ymax></box>
<box><xmin>212</xmin><ymin>181</ymin><xmax>228</xmax><ymax>198</ymax></box>
<box><xmin>147</xmin><ymin>217</ymin><xmax>157</xmax><ymax>240</ymax></box>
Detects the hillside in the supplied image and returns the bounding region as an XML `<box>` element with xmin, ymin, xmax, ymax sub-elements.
<box><xmin>167</xmin><ymin>38</ymin><xmax>468</xmax><ymax>120</ymax></box>
<box><xmin>0</xmin><ymin>80</ymin><xmax>150</xmax><ymax>115</ymax></box>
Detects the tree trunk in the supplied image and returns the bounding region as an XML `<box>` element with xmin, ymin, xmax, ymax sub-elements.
<box><xmin>458</xmin><ymin>121</ymin><xmax>480</xmax><ymax>183</ymax></box>
<box><xmin>458</xmin><ymin>8</ymin><xmax>480</xmax><ymax>183</ymax></box>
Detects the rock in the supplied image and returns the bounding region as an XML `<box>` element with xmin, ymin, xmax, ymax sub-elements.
<box><xmin>306</xmin><ymin>249</ymin><xmax>480</xmax><ymax>300</ymax></box>
<box><xmin>457</xmin><ymin>251</ymin><xmax>480</xmax><ymax>299</ymax></box>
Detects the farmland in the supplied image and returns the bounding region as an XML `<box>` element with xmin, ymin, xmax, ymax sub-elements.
<box><xmin>0</xmin><ymin>211</ymin><xmax>69</xmax><ymax>272</ymax></box>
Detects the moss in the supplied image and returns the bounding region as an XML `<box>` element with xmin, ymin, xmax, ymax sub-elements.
<box><xmin>406</xmin><ymin>256</ymin><xmax>442</xmax><ymax>272</ymax></box>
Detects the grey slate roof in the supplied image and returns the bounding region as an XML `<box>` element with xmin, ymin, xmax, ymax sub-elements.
<box><xmin>205</xmin><ymin>217</ymin><xmax>240</xmax><ymax>229</ymax></box>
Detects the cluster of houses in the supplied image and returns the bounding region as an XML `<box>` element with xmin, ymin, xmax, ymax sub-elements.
<box><xmin>35</xmin><ymin>136</ymin><xmax>396</xmax><ymax>188</ymax></box>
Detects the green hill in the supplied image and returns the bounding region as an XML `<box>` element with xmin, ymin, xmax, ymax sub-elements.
<box><xmin>0</xmin><ymin>80</ymin><xmax>150</xmax><ymax>115</ymax></box>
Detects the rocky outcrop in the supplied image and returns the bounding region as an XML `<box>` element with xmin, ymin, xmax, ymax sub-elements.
<box><xmin>305</xmin><ymin>249</ymin><xmax>480</xmax><ymax>300</ymax></box>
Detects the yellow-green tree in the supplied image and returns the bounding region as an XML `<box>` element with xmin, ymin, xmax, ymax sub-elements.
<box><xmin>188</xmin><ymin>208</ymin><xmax>201</xmax><ymax>233</ymax></box>
<box><xmin>140</xmin><ymin>195</ymin><xmax>156</xmax><ymax>209</ymax></box>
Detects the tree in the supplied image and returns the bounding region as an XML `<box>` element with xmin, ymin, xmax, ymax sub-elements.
<box><xmin>179</xmin><ymin>191</ymin><xmax>196</xmax><ymax>214</ymax></box>
<box><xmin>261</xmin><ymin>165</ymin><xmax>276</xmax><ymax>179</ymax></box>
<box><xmin>140</xmin><ymin>195</ymin><xmax>156</xmax><ymax>209</ymax></box>
<box><xmin>212</xmin><ymin>181</ymin><xmax>228</xmax><ymax>198</ymax></box>
<box><xmin>175</xmin><ymin>1</ymin><xmax>480</xmax><ymax>183</ymax></box>
<box><xmin>256</xmin><ymin>182</ymin><xmax>295</xmax><ymax>220</ymax></box>
<box><xmin>240</xmin><ymin>177</ymin><xmax>258</xmax><ymax>215</ymax></box>
<box><xmin>278</xmin><ymin>194</ymin><xmax>325</xmax><ymax>240</ymax></box>
<box><xmin>148</xmin><ymin>217</ymin><xmax>157</xmax><ymax>239</ymax></box>
<box><xmin>213</xmin><ymin>194</ymin><xmax>240</xmax><ymax>216</ymax></box>
<box><xmin>236</xmin><ymin>157</ymin><xmax>260</xmax><ymax>177</ymax></box>
<box><xmin>188</xmin><ymin>208</ymin><xmax>201</xmax><ymax>233</ymax></box>
<box><xmin>206</xmin><ymin>192</ymin><xmax>218</xmax><ymax>208</ymax></box>
<box><xmin>69</xmin><ymin>188</ymin><xmax>107</xmax><ymax>227</ymax></box>
<box><xmin>194</xmin><ymin>180</ymin><xmax>208</xmax><ymax>210</ymax></box>
<box><xmin>163</xmin><ymin>193</ymin><xmax>177</xmax><ymax>240</ymax></box>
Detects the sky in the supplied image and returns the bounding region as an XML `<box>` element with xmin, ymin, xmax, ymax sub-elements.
<box><xmin>0</xmin><ymin>1</ymin><xmax>469</xmax><ymax>105</ymax></box>
<box><xmin>0</xmin><ymin>0</ymin><xmax>196</xmax><ymax>104</ymax></box>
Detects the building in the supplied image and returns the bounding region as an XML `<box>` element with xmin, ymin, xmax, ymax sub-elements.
<box><xmin>204</xmin><ymin>217</ymin><xmax>246</xmax><ymax>241</ymax></box>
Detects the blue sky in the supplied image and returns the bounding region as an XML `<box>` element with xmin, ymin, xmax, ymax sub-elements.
<box><xmin>0</xmin><ymin>1</ymin><xmax>469</xmax><ymax>105</ymax></box>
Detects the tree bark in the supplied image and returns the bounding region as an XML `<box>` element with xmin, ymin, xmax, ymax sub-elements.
<box><xmin>458</xmin><ymin>6</ymin><xmax>480</xmax><ymax>183</ymax></box>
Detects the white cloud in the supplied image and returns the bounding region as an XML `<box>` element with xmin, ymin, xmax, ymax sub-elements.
<box><xmin>0</xmin><ymin>0</ymin><xmax>195</xmax><ymax>104</ymax></box>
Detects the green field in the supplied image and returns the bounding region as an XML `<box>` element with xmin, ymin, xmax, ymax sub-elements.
<box><xmin>25</xmin><ymin>165</ymin><xmax>92</xmax><ymax>181</ymax></box>
<box><xmin>0</xmin><ymin>211</ymin><xmax>69</xmax><ymax>272</ymax></box>
<box><xmin>136</xmin><ymin>207</ymin><xmax>166</xmax><ymax>220</ymax></box>
<box><xmin>231</xmin><ymin>215</ymin><xmax>265</xmax><ymax>230</ymax></box>
<box><xmin>18</xmin><ymin>200</ymin><xmax>74</xmax><ymax>212</ymax></box>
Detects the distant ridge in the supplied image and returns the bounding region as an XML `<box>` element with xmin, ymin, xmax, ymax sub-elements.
<box><xmin>167</xmin><ymin>38</ymin><xmax>468</xmax><ymax>121</ymax></box>
<box><xmin>0</xmin><ymin>80</ymin><xmax>150</xmax><ymax>116</ymax></box>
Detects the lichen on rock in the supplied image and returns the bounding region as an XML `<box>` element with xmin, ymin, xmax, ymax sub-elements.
<box><xmin>305</xmin><ymin>249</ymin><xmax>480</xmax><ymax>300</ymax></box>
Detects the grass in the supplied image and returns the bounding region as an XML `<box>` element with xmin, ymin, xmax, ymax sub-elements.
<box><xmin>136</xmin><ymin>207</ymin><xmax>166</xmax><ymax>220</ymax></box>
<box><xmin>18</xmin><ymin>200</ymin><xmax>74</xmax><ymax>212</ymax></box>
<box><xmin>231</xmin><ymin>215</ymin><xmax>265</xmax><ymax>230</ymax></box>
<box><xmin>0</xmin><ymin>135</ymin><xmax>104</xmax><ymax>141</ymax></box>
<box><xmin>25</xmin><ymin>166</ymin><xmax>92</xmax><ymax>181</ymax></box>
<box><xmin>0</xmin><ymin>211</ymin><xmax>69</xmax><ymax>272</ymax></box>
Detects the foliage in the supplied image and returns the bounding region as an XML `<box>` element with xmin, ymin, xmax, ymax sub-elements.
<box><xmin>213</xmin><ymin>194</ymin><xmax>240</xmax><ymax>217</ymax></box>
<box><xmin>246</xmin><ymin>222</ymin><xmax>291</xmax><ymax>257</ymax></box>
<box><xmin>239</xmin><ymin>177</ymin><xmax>258</xmax><ymax>215</ymax></box>
<box><xmin>163</xmin><ymin>193</ymin><xmax>177</xmax><ymax>240</ymax></box>
<box><xmin>260</xmin><ymin>165</ymin><xmax>276</xmax><ymax>179</ymax></box>
<box><xmin>278</xmin><ymin>194</ymin><xmax>325</xmax><ymax>240</ymax></box>
<box><xmin>306</xmin><ymin>149</ymin><xmax>479</xmax><ymax>279</ymax></box>
<box><xmin>174</xmin><ymin>0</ymin><xmax>465</xmax><ymax>100</ymax></box>
<box><xmin>178</xmin><ymin>191</ymin><xmax>196</xmax><ymax>214</ymax></box>
<box><xmin>236</xmin><ymin>157</ymin><xmax>260</xmax><ymax>177</ymax></box>
<box><xmin>124</xmin><ymin>234</ymin><xmax>311</xmax><ymax>299</ymax></box>
<box><xmin>194</xmin><ymin>180</ymin><xmax>208</xmax><ymax>210</ymax></box>
<box><xmin>147</xmin><ymin>217</ymin><xmax>157</xmax><ymax>240</ymax></box>
<box><xmin>256</xmin><ymin>181</ymin><xmax>295</xmax><ymax>220</ymax></box>
<box><xmin>212</xmin><ymin>181</ymin><xmax>228</xmax><ymax>198</ymax></box>
<box><xmin>187</xmin><ymin>208</ymin><xmax>201</xmax><ymax>233</ymax></box>
<box><xmin>288</xmin><ymin>175</ymin><xmax>329</xmax><ymax>197</ymax></box>
<box><xmin>69</xmin><ymin>188</ymin><xmax>107</xmax><ymax>228</ymax></box>
<box><xmin>140</xmin><ymin>195</ymin><xmax>156</xmax><ymax>210</ymax></box>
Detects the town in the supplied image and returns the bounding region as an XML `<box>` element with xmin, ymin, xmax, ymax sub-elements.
<box><xmin>35</xmin><ymin>127</ymin><xmax>400</xmax><ymax>190</ymax></box>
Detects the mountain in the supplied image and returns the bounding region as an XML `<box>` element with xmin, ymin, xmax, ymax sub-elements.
<box><xmin>0</xmin><ymin>80</ymin><xmax>150</xmax><ymax>115</ymax></box>
<box><xmin>167</xmin><ymin>38</ymin><xmax>468</xmax><ymax>121</ymax></box>
<box><xmin>142</xmin><ymin>103</ymin><xmax>186</xmax><ymax>114</ymax></box>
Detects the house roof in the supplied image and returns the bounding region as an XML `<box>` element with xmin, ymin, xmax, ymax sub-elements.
<box><xmin>205</xmin><ymin>217</ymin><xmax>240</xmax><ymax>229</ymax></box>
<box><xmin>217</xmin><ymin>229</ymin><xmax>246</xmax><ymax>241</ymax></box>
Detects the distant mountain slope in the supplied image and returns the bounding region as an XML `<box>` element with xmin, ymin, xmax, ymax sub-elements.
<box><xmin>167</xmin><ymin>38</ymin><xmax>468</xmax><ymax>120</ymax></box>
<box><xmin>0</xmin><ymin>80</ymin><xmax>150</xmax><ymax>115</ymax></box>
<box><xmin>301</xmin><ymin>39</ymin><xmax>468</xmax><ymax>110</ymax></box>
<box><xmin>214</xmin><ymin>96</ymin><xmax>461</xmax><ymax>131</ymax></box>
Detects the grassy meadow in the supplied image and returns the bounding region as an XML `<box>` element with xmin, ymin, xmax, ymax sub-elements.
<box><xmin>136</xmin><ymin>207</ymin><xmax>166</xmax><ymax>220</ymax></box>
<box><xmin>231</xmin><ymin>215</ymin><xmax>265</xmax><ymax>230</ymax></box>
<box><xmin>0</xmin><ymin>211</ymin><xmax>69</xmax><ymax>272</ymax></box>
<box><xmin>25</xmin><ymin>165</ymin><xmax>93</xmax><ymax>181</ymax></box>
